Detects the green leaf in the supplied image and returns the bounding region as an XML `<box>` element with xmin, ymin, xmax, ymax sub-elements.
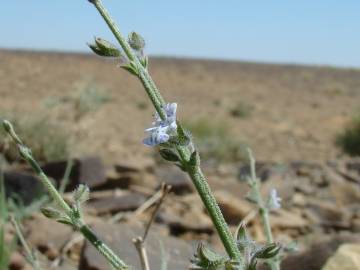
<box><xmin>73</xmin><ymin>184</ymin><xmax>90</xmax><ymax>204</ymax></box>
<box><xmin>120</xmin><ymin>61</ymin><xmax>139</xmax><ymax>76</ymax></box>
<box><xmin>56</xmin><ymin>217</ymin><xmax>73</xmax><ymax>226</ymax></box>
<box><xmin>189</xmin><ymin>151</ymin><xmax>200</xmax><ymax>167</ymax></box>
<box><xmin>40</xmin><ymin>207</ymin><xmax>62</xmax><ymax>219</ymax></box>
<box><xmin>140</xmin><ymin>56</ymin><xmax>149</xmax><ymax>68</ymax></box>
<box><xmin>159</xmin><ymin>148</ymin><xmax>180</xmax><ymax>162</ymax></box>
<box><xmin>88</xmin><ymin>37</ymin><xmax>122</xmax><ymax>57</ymax></box>
<box><xmin>252</xmin><ymin>243</ymin><xmax>281</xmax><ymax>259</ymax></box>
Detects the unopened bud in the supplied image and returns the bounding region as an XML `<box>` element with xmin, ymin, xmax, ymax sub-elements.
<box><xmin>128</xmin><ymin>32</ymin><xmax>145</xmax><ymax>51</ymax></box>
<box><xmin>73</xmin><ymin>184</ymin><xmax>90</xmax><ymax>203</ymax></box>
<box><xmin>41</xmin><ymin>207</ymin><xmax>62</xmax><ymax>219</ymax></box>
<box><xmin>2</xmin><ymin>120</ymin><xmax>12</xmax><ymax>133</ymax></box>
<box><xmin>88</xmin><ymin>37</ymin><xmax>121</xmax><ymax>57</ymax></box>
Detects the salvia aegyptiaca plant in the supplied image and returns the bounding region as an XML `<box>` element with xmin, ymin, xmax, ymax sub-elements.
<box><xmin>2</xmin><ymin>0</ymin><xmax>286</xmax><ymax>269</ymax></box>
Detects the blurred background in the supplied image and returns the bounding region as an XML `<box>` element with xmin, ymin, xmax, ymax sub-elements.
<box><xmin>0</xmin><ymin>1</ymin><xmax>359</xmax><ymax>270</ymax></box>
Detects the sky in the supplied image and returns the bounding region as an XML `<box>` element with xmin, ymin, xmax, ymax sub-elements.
<box><xmin>1</xmin><ymin>1</ymin><xmax>360</xmax><ymax>68</ymax></box>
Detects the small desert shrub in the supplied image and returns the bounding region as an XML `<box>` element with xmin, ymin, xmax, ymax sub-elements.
<box><xmin>44</xmin><ymin>78</ymin><xmax>111</xmax><ymax>119</ymax></box>
<box><xmin>336</xmin><ymin>114</ymin><xmax>360</xmax><ymax>156</ymax></box>
<box><xmin>184</xmin><ymin>118</ymin><xmax>248</xmax><ymax>163</ymax></box>
<box><xmin>0</xmin><ymin>114</ymin><xmax>69</xmax><ymax>162</ymax></box>
<box><xmin>229</xmin><ymin>101</ymin><xmax>253</xmax><ymax>118</ymax></box>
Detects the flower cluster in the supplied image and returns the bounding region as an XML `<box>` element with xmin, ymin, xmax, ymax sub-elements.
<box><xmin>143</xmin><ymin>103</ymin><xmax>177</xmax><ymax>146</ymax></box>
<box><xmin>268</xmin><ymin>189</ymin><xmax>282</xmax><ymax>210</ymax></box>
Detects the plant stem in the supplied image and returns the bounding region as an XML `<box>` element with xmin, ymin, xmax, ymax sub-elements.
<box><xmin>91</xmin><ymin>0</ymin><xmax>166</xmax><ymax>119</ymax></box>
<box><xmin>177</xmin><ymin>147</ymin><xmax>242</xmax><ymax>261</ymax></box>
<box><xmin>89</xmin><ymin>0</ymin><xmax>242</xmax><ymax>263</ymax></box>
<box><xmin>248</xmin><ymin>151</ymin><xmax>279</xmax><ymax>270</ymax></box>
<box><xmin>11</xmin><ymin>217</ymin><xmax>42</xmax><ymax>270</ymax></box>
<box><xmin>2</xmin><ymin>120</ymin><xmax>129</xmax><ymax>270</ymax></box>
<box><xmin>80</xmin><ymin>225</ymin><xmax>128</xmax><ymax>270</ymax></box>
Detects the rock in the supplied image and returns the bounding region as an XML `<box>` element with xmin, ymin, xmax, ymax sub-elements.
<box><xmin>352</xmin><ymin>218</ymin><xmax>360</xmax><ymax>232</ymax></box>
<box><xmin>238</xmin><ymin>162</ymin><xmax>276</xmax><ymax>181</ymax></box>
<box><xmin>4</xmin><ymin>171</ymin><xmax>45</xmax><ymax>205</ymax></box>
<box><xmin>87</xmin><ymin>193</ymin><xmax>146</xmax><ymax>215</ymax></box>
<box><xmin>115</xmin><ymin>157</ymin><xmax>155</xmax><ymax>173</ymax></box>
<box><xmin>25</xmin><ymin>215</ymin><xmax>73</xmax><ymax>260</ymax></box>
<box><xmin>294</xmin><ymin>177</ymin><xmax>316</xmax><ymax>195</ymax></box>
<box><xmin>330</xmin><ymin>180</ymin><xmax>360</xmax><ymax>207</ymax></box>
<box><xmin>158</xmin><ymin>194</ymin><xmax>213</xmax><ymax>235</ymax></box>
<box><xmin>270</xmin><ymin>209</ymin><xmax>308</xmax><ymax>231</ymax></box>
<box><xmin>79</xmin><ymin>221</ymin><xmax>193</xmax><ymax>270</ymax></box>
<box><xmin>41</xmin><ymin>156</ymin><xmax>106</xmax><ymax>191</ymax></box>
<box><xmin>9</xmin><ymin>251</ymin><xmax>26</xmax><ymax>270</ymax></box>
<box><xmin>305</xmin><ymin>199</ymin><xmax>351</xmax><ymax>229</ymax></box>
<box><xmin>155</xmin><ymin>166</ymin><xmax>194</xmax><ymax>195</ymax></box>
<box><xmin>322</xmin><ymin>244</ymin><xmax>360</xmax><ymax>270</ymax></box>
<box><xmin>258</xmin><ymin>235</ymin><xmax>360</xmax><ymax>270</ymax></box>
<box><xmin>213</xmin><ymin>190</ymin><xmax>253</xmax><ymax>225</ymax></box>
<box><xmin>161</xmin><ymin>207</ymin><xmax>214</xmax><ymax>236</ymax></box>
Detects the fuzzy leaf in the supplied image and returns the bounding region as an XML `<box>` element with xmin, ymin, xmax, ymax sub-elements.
<box><xmin>121</xmin><ymin>61</ymin><xmax>139</xmax><ymax>76</ymax></box>
<box><xmin>88</xmin><ymin>38</ymin><xmax>121</xmax><ymax>57</ymax></box>
<box><xmin>140</xmin><ymin>56</ymin><xmax>149</xmax><ymax>68</ymax></box>
<box><xmin>189</xmin><ymin>151</ymin><xmax>200</xmax><ymax>167</ymax></box>
<box><xmin>252</xmin><ymin>243</ymin><xmax>281</xmax><ymax>259</ymax></box>
<box><xmin>56</xmin><ymin>217</ymin><xmax>74</xmax><ymax>226</ymax></box>
<box><xmin>40</xmin><ymin>207</ymin><xmax>62</xmax><ymax>219</ymax></box>
<box><xmin>159</xmin><ymin>148</ymin><xmax>180</xmax><ymax>162</ymax></box>
<box><xmin>73</xmin><ymin>184</ymin><xmax>90</xmax><ymax>204</ymax></box>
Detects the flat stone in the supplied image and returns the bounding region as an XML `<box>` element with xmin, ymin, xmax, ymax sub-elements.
<box><xmin>213</xmin><ymin>190</ymin><xmax>253</xmax><ymax>225</ymax></box>
<box><xmin>79</xmin><ymin>221</ymin><xmax>193</xmax><ymax>270</ymax></box>
<box><xmin>270</xmin><ymin>209</ymin><xmax>308</xmax><ymax>230</ymax></box>
<box><xmin>87</xmin><ymin>193</ymin><xmax>146</xmax><ymax>215</ymax></box>
<box><xmin>305</xmin><ymin>199</ymin><xmax>351</xmax><ymax>229</ymax></box>
<box><xmin>25</xmin><ymin>215</ymin><xmax>73</xmax><ymax>260</ymax></box>
<box><xmin>41</xmin><ymin>156</ymin><xmax>107</xmax><ymax>191</ymax></box>
<box><xmin>155</xmin><ymin>165</ymin><xmax>194</xmax><ymax>195</ymax></box>
<box><xmin>259</xmin><ymin>235</ymin><xmax>360</xmax><ymax>270</ymax></box>
<box><xmin>4</xmin><ymin>171</ymin><xmax>45</xmax><ymax>205</ymax></box>
<box><xmin>322</xmin><ymin>243</ymin><xmax>360</xmax><ymax>270</ymax></box>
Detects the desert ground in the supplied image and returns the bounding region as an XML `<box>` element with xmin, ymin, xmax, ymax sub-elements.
<box><xmin>0</xmin><ymin>49</ymin><xmax>360</xmax><ymax>270</ymax></box>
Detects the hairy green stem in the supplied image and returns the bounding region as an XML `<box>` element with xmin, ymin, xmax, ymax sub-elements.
<box><xmin>89</xmin><ymin>0</ymin><xmax>242</xmax><ymax>262</ymax></box>
<box><xmin>91</xmin><ymin>0</ymin><xmax>166</xmax><ymax>119</ymax></box>
<box><xmin>248</xmin><ymin>151</ymin><xmax>279</xmax><ymax>270</ymax></box>
<box><xmin>177</xmin><ymin>146</ymin><xmax>242</xmax><ymax>261</ymax></box>
<box><xmin>2</xmin><ymin>120</ymin><xmax>129</xmax><ymax>270</ymax></box>
<box><xmin>80</xmin><ymin>225</ymin><xmax>128</xmax><ymax>270</ymax></box>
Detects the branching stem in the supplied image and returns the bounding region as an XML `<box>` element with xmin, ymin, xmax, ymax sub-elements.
<box><xmin>89</xmin><ymin>0</ymin><xmax>242</xmax><ymax>263</ymax></box>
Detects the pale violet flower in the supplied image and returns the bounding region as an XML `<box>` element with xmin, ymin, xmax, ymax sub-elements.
<box><xmin>268</xmin><ymin>189</ymin><xmax>282</xmax><ymax>210</ymax></box>
<box><xmin>143</xmin><ymin>103</ymin><xmax>177</xmax><ymax>146</ymax></box>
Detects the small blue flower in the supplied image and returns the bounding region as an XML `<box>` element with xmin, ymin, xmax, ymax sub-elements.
<box><xmin>268</xmin><ymin>189</ymin><xmax>282</xmax><ymax>210</ymax></box>
<box><xmin>143</xmin><ymin>103</ymin><xmax>178</xmax><ymax>146</ymax></box>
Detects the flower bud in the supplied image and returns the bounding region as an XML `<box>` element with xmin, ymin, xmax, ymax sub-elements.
<box><xmin>159</xmin><ymin>148</ymin><xmax>180</xmax><ymax>162</ymax></box>
<box><xmin>73</xmin><ymin>184</ymin><xmax>90</xmax><ymax>203</ymax></box>
<box><xmin>128</xmin><ymin>32</ymin><xmax>145</xmax><ymax>51</ymax></box>
<box><xmin>41</xmin><ymin>207</ymin><xmax>62</xmax><ymax>219</ymax></box>
<box><xmin>88</xmin><ymin>37</ymin><xmax>121</xmax><ymax>57</ymax></box>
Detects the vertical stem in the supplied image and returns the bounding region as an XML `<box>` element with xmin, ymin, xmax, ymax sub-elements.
<box><xmin>11</xmin><ymin>217</ymin><xmax>42</xmax><ymax>270</ymax></box>
<box><xmin>248</xmin><ymin>151</ymin><xmax>279</xmax><ymax>270</ymax></box>
<box><xmin>91</xmin><ymin>0</ymin><xmax>166</xmax><ymax>119</ymax></box>
<box><xmin>177</xmin><ymin>147</ymin><xmax>242</xmax><ymax>262</ymax></box>
<box><xmin>3</xmin><ymin>120</ymin><xmax>130</xmax><ymax>270</ymax></box>
<box><xmin>80</xmin><ymin>225</ymin><xmax>128</xmax><ymax>270</ymax></box>
<box><xmin>89</xmin><ymin>0</ymin><xmax>241</xmax><ymax>263</ymax></box>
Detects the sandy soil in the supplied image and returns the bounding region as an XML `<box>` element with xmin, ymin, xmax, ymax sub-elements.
<box><xmin>1</xmin><ymin>49</ymin><xmax>359</xmax><ymax>165</ymax></box>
